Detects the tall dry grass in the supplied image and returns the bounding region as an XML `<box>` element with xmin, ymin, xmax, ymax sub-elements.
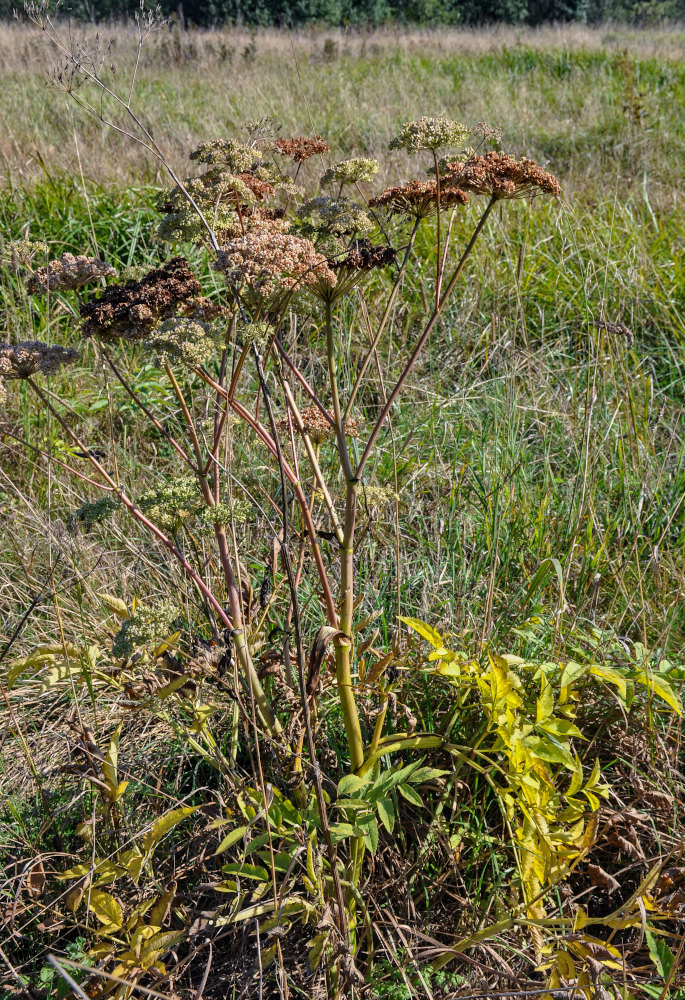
<box><xmin>0</xmin><ymin>21</ymin><xmax>683</xmax><ymax>188</ymax></box>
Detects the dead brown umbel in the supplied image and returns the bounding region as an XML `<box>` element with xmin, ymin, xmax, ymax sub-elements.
<box><xmin>274</xmin><ymin>135</ymin><xmax>331</xmax><ymax>162</ymax></box>
<box><xmin>27</xmin><ymin>253</ymin><xmax>117</xmax><ymax>294</ymax></box>
<box><xmin>80</xmin><ymin>258</ymin><xmax>203</xmax><ymax>341</ymax></box>
<box><xmin>370</xmin><ymin>179</ymin><xmax>469</xmax><ymax>218</ymax></box>
<box><xmin>330</xmin><ymin>239</ymin><xmax>398</xmax><ymax>272</ymax></box>
<box><xmin>443</xmin><ymin>151</ymin><xmax>561</xmax><ymax>200</ymax></box>
<box><xmin>0</xmin><ymin>340</ymin><xmax>80</xmax><ymax>379</ymax></box>
<box><xmin>236</xmin><ymin>172</ymin><xmax>275</xmax><ymax>200</ymax></box>
<box><xmin>285</xmin><ymin>405</ymin><xmax>358</xmax><ymax>445</ymax></box>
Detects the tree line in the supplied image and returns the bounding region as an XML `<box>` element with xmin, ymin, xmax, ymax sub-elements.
<box><xmin>4</xmin><ymin>0</ymin><xmax>682</xmax><ymax>30</ymax></box>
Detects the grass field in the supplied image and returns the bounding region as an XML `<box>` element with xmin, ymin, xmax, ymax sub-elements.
<box><xmin>1</xmin><ymin>20</ymin><xmax>685</xmax><ymax>1000</ymax></box>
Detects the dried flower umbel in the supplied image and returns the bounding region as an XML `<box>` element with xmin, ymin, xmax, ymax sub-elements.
<box><xmin>331</xmin><ymin>240</ymin><xmax>398</xmax><ymax>273</ymax></box>
<box><xmin>321</xmin><ymin>157</ymin><xmax>380</xmax><ymax>187</ymax></box>
<box><xmin>389</xmin><ymin>117</ymin><xmax>469</xmax><ymax>154</ymax></box>
<box><xmin>274</xmin><ymin>135</ymin><xmax>330</xmax><ymax>162</ymax></box>
<box><xmin>370</xmin><ymin>180</ymin><xmax>468</xmax><ymax>219</ymax></box>
<box><xmin>27</xmin><ymin>253</ymin><xmax>117</xmax><ymax>294</ymax></box>
<box><xmin>80</xmin><ymin>258</ymin><xmax>204</xmax><ymax>341</ymax></box>
<box><xmin>313</xmin><ymin>239</ymin><xmax>398</xmax><ymax>302</ymax></box>
<box><xmin>0</xmin><ymin>341</ymin><xmax>79</xmax><ymax>379</ymax></box>
<box><xmin>215</xmin><ymin>234</ymin><xmax>337</xmax><ymax>298</ymax></box>
<box><xmin>443</xmin><ymin>151</ymin><xmax>561</xmax><ymax>200</ymax></box>
<box><xmin>287</xmin><ymin>405</ymin><xmax>359</xmax><ymax>445</ymax></box>
<box><xmin>470</xmin><ymin>121</ymin><xmax>503</xmax><ymax>145</ymax></box>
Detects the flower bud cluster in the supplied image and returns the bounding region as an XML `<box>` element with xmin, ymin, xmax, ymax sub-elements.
<box><xmin>143</xmin><ymin>316</ymin><xmax>222</xmax><ymax>370</ymax></box>
<box><xmin>321</xmin><ymin>157</ymin><xmax>379</xmax><ymax>186</ymax></box>
<box><xmin>389</xmin><ymin>117</ymin><xmax>469</xmax><ymax>154</ymax></box>
<box><xmin>297</xmin><ymin>196</ymin><xmax>373</xmax><ymax>237</ymax></box>
<box><xmin>0</xmin><ymin>239</ymin><xmax>49</xmax><ymax>269</ymax></box>
<box><xmin>190</xmin><ymin>138</ymin><xmax>261</xmax><ymax>172</ymax></box>
<box><xmin>112</xmin><ymin>599</ymin><xmax>183</xmax><ymax>660</ymax></box>
<box><xmin>72</xmin><ymin>495</ymin><xmax>121</xmax><ymax>530</ymax></box>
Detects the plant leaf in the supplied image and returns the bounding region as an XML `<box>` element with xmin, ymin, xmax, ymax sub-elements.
<box><xmin>140</xmin><ymin>805</ymin><xmax>200</xmax><ymax>856</ymax></box>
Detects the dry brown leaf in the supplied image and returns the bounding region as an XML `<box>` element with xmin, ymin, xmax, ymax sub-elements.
<box><xmin>587</xmin><ymin>863</ymin><xmax>620</xmax><ymax>894</ymax></box>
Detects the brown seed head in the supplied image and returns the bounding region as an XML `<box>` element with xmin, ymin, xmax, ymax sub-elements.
<box><xmin>370</xmin><ymin>179</ymin><xmax>468</xmax><ymax>218</ymax></box>
<box><xmin>285</xmin><ymin>405</ymin><xmax>358</xmax><ymax>445</ymax></box>
<box><xmin>236</xmin><ymin>173</ymin><xmax>276</xmax><ymax>200</ymax></box>
<box><xmin>27</xmin><ymin>253</ymin><xmax>117</xmax><ymax>294</ymax></box>
<box><xmin>331</xmin><ymin>239</ymin><xmax>398</xmax><ymax>272</ymax></box>
<box><xmin>0</xmin><ymin>340</ymin><xmax>79</xmax><ymax>379</ymax></box>
<box><xmin>80</xmin><ymin>258</ymin><xmax>202</xmax><ymax>341</ymax></box>
<box><xmin>274</xmin><ymin>135</ymin><xmax>331</xmax><ymax>162</ymax></box>
<box><xmin>443</xmin><ymin>151</ymin><xmax>561</xmax><ymax>200</ymax></box>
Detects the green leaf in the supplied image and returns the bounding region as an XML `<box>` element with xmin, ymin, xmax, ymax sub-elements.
<box><xmin>356</xmin><ymin>814</ymin><xmax>379</xmax><ymax>853</ymax></box>
<box><xmin>646</xmin><ymin>925</ymin><xmax>675</xmax><ymax>978</ymax></box>
<box><xmin>397</xmin><ymin>783</ymin><xmax>423</xmax><ymax>807</ymax></box>
<box><xmin>140</xmin><ymin>805</ymin><xmax>200</xmax><ymax>856</ymax></box>
<box><xmin>328</xmin><ymin>822</ymin><xmax>356</xmax><ymax>844</ymax></box>
<box><xmin>538</xmin><ymin>717</ymin><xmax>585</xmax><ymax>739</ymax></box>
<box><xmin>221</xmin><ymin>862</ymin><xmax>269</xmax><ymax>881</ymax></box>
<box><xmin>215</xmin><ymin>825</ymin><xmax>249</xmax><ymax>856</ymax></box>
<box><xmin>337</xmin><ymin>774</ymin><xmax>368</xmax><ymax>797</ymax></box>
<box><xmin>560</xmin><ymin>660</ymin><xmax>589</xmax><ymax>689</ymax></box>
<box><xmin>376</xmin><ymin>796</ymin><xmax>395</xmax><ymax>833</ymax></box>
<box><xmin>526</xmin><ymin>737</ymin><xmax>575</xmax><ymax>767</ymax></box>
<box><xmin>407</xmin><ymin>766</ymin><xmax>449</xmax><ymax>784</ymax></box>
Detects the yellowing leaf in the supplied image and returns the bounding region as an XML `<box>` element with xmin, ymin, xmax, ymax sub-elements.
<box><xmin>399</xmin><ymin>616</ymin><xmax>445</xmax><ymax>650</ymax></box>
<box><xmin>139</xmin><ymin>805</ymin><xmax>200</xmax><ymax>856</ymax></box>
<box><xmin>141</xmin><ymin>930</ymin><xmax>186</xmax><ymax>964</ymax></box>
<box><xmin>97</xmin><ymin>592</ymin><xmax>131</xmax><ymax>620</ymax></box>
<box><xmin>102</xmin><ymin>723</ymin><xmax>122</xmax><ymax>796</ymax></box>
<box><xmin>634</xmin><ymin>670</ymin><xmax>682</xmax><ymax>715</ymax></box>
<box><xmin>86</xmin><ymin>889</ymin><xmax>123</xmax><ymax>931</ymax></box>
<box><xmin>536</xmin><ymin>678</ymin><xmax>554</xmax><ymax>723</ymax></box>
<box><xmin>589</xmin><ymin>664</ymin><xmax>627</xmax><ymax>699</ymax></box>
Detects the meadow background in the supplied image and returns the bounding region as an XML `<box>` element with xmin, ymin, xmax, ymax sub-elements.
<box><xmin>1</xmin><ymin>16</ymin><xmax>685</xmax><ymax>1000</ymax></box>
